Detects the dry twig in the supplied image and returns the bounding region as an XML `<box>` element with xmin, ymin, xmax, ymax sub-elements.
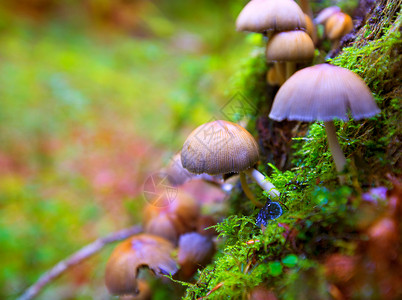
<box><xmin>18</xmin><ymin>225</ymin><xmax>142</xmax><ymax>300</ymax></box>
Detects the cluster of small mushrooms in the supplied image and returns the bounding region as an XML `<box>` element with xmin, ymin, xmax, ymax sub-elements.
<box><xmin>104</xmin><ymin>0</ymin><xmax>381</xmax><ymax>298</ymax></box>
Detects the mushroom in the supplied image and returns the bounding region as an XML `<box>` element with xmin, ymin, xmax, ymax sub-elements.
<box><xmin>266</xmin><ymin>30</ymin><xmax>315</xmax><ymax>80</ymax></box>
<box><xmin>266</xmin><ymin>66</ymin><xmax>281</xmax><ymax>86</ymax></box>
<box><xmin>177</xmin><ymin>232</ymin><xmax>216</xmax><ymax>279</ymax></box>
<box><xmin>143</xmin><ymin>191</ymin><xmax>200</xmax><ymax>244</ymax></box>
<box><xmin>181</xmin><ymin>120</ymin><xmax>280</xmax><ymax>205</ymax></box>
<box><xmin>105</xmin><ymin>234</ymin><xmax>178</xmax><ymax>296</ymax></box>
<box><xmin>304</xmin><ymin>13</ymin><xmax>317</xmax><ymax>45</ymax></box>
<box><xmin>298</xmin><ymin>0</ymin><xmax>313</xmax><ymax>19</ymax></box>
<box><xmin>248</xmin><ymin>285</ymin><xmax>278</xmax><ymax>300</ymax></box>
<box><xmin>269</xmin><ymin>63</ymin><xmax>380</xmax><ymax>181</ymax></box>
<box><xmin>120</xmin><ymin>280</ymin><xmax>152</xmax><ymax>300</ymax></box>
<box><xmin>325</xmin><ymin>12</ymin><xmax>353</xmax><ymax>49</ymax></box>
<box><xmin>236</xmin><ymin>0</ymin><xmax>306</xmax><ymax>33</ymax></box>
<box><xmin>314</xmin><ymin>6</ymin><xmax>341</xmax><ymax>25</ymax></box>
<box><xmin>164</xmin><ymin>153</ymin><xmax>222</xmax><ymax>187</ymax></box>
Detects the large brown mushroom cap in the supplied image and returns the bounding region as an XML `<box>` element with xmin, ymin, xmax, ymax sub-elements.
<box><xmin>236</xmin><ymin>0</ymin><xmax>306</xmax><ymax>33</ymax></box>
<box><xmin>269</xmin><ymin>64</ymin><xmax>380</xmax><ymax>122</ymax></box>
<box><xmin>181</xmin><ymin>120</ymin><xmax>259</xmax><ymax>175</ymax></box>
<box><xmin>266</xmin><ymin>30</ymin><xmax>315</xmax><ymax>62</ymax></box>
<box><xmin>105</xmin><ymin>234</ymin><xmax>178</xmax><ymax>296</ymax></box>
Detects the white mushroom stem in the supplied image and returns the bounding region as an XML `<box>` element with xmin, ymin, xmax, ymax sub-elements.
<box><xmin>285</xmin><ymin>62</ymin><xmax>296</xmax><ymax>80</ymax></box>
<box><xmin>244</xmin><ymin>168</ymin><xmax>280</xmax><ymax>199</ymax></box>
<box><xmin>240</xmin><ymin>172</ymin><xmax>264</xmax><ymax>208</ymax></box>
<box><xmin>324</xmin><ymin>121</ymin><xmax>347</xmax><ymax>182</ymax></box>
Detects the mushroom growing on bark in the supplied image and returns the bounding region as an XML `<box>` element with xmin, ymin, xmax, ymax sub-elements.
<box><xmin>325</xmin><ymin>12</ymin><xmax>353</xmax><ymax>49</ymax></box>
<box><xmin>266</xmin><ymin>30</ymin><xmax>315</xmax><ymax>80</ymax></box>
<box><xmin>269</xmin><ymin>64</ymin><xmax>380</xmax><ymax>182</ymax></box>
<box><xmin>105</xmin><ymin>234</ymin><xmax>178</xmax><ymax>296</ymax></box>
<box><xmin>181</xmin><ymin>120</ymin><xmax>279</xmax><ymax>206</ymax></box>
<box><xmin>314</xmin><ymin>6</ymin><xmax>341</xmax><ymax>25</ymax></box>
<box><xmin>236</xmin><ymin>0</ymin><xmax>306</xmax><ymax>33</ymax></box>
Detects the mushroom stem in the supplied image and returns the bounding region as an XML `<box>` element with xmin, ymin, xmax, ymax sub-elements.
<box><xmin>330</xmin><ymin>38</ymin><xmax>341</xmax><ymax>52</ymax></box>
<box><xmin>324</xmin><ymin>121</ymin><xmax>347</xmax><ymax>182</ymax></box>
<box><xmin>240</xmin><ymin>172</ymin><xmax>264</xmax><ymax>208</ymax></box>
<box><xmin>244</xmin><ymin>168</ymin><xmax>280</xmax><ymax>199</ymax></box>
<box><xmin>274</xmin><ymin>62</ymin><xmax>286</xmax><ymax>85</ymax></box>
<box><xmin>285</xmin><ymin>62</ymin><xmax>296</xmax><ymax>80</ymax></box>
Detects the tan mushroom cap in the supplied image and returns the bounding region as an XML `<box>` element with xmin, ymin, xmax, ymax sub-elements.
<box><xmin>304</xmin><ymin>14</ymin><xmax>317</xmax><ymax>44</ymax></box>
<box><xmin>143</xmin><ymin>191</ymin><xmax>200</xmax><ymax>243</ymax></box>
<box><xmin>266</xmin><ymin>30</ymin><xmax>315</xmax><ymax>62</ymax></box>
<box><xmin>181</xmin><ymin>120</ymin><xmax>259</xmax><ymax>175</ymax></box>
<box><xmin>236</xmin><ymin>0</ymin><xmax>306</xmax><ymax>33</ymax></box>
<box><xmin>269</xmin><ymin>64</ymin><xmax>380</xmax><ymax>122</ymax></box>
<box><xmin>315</xmin><ymin>6</ymin><xmax>341</xmax><ymax>24</ymax></box>
<box><xmin>105</xmin><ymin>234</ymin><xmax>178</xmax><ymax>296</ymax></box>
<box><xmin>325</xmin><ymin>12</ymin><xmax>353</xmax><ymax>40</ymax></box>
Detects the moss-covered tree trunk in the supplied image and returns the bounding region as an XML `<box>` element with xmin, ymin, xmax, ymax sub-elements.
<box><xmin>183</xmin><ymin>0</ymin><xmax>401</xmax><ymax>299</ymax></box>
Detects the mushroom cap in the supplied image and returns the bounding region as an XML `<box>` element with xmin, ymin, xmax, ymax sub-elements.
<box><xmin>165</xmin><ymin>153</ymin><xmax>197</xmax><ymax>186</ymax></box>
<box><xmin>314</xmin><ymin>6</ymin><xmax>341</xmax><ymax>25</ymax></box>
<box><xmin>236</xmin><ymin>0</ymin><xmax>306</xmax><ymax>33</ymax></box>
<box><xmin>164</xmin><ymin>153</ymin><xmax>221</xmax><ymax>186</ymax></box>
<box><xmin>105</xmin><ymin>234</ymin><xmax>178</xmax><ymax>296</ymax></box>
<box><xmin>143</xmin><ymin>191</ymin><xmax>200</xmax><ymax>243</ymax></box>
<box><xmin>304</xmin><ymin>14</ymin><xmax>317</xmax><ymax>44</ymax></box>
<box><xmin>181</xmin><ymin>120</ymin><xmax>259</xmax><ymax>175</ymax></box>
<box><xmin>177</xmin><ymin>232</ymin><xmax>215</xmax><ymax>278</ymax></box>
<box><xmin>325</xmin><ymin>12</ymin><xmax>353</xmax><ymax>40</ymax></box>
<box><xmin>266</xmin><ymin>30</ymin><xmax>315</xmax><ymax>62</ymax></box>
<box><xmin>269</xmin><ymin>64</ymin><xmax>380</xmax><ymax>122</ymax></box>
<box><xmin>144</xmin><ymin>213</ymin><xmax>179</xmax><ymax>244</ymax></box>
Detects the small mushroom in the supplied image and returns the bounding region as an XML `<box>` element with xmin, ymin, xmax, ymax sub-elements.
<box><xmin>181</xmin><ymin>120</ymin><xmax>280</xmax><ymax>205</ymax></box>
<box><xmin>269</xmin><ymin>63</ymin><xmax>380</xmax><ymax>181</ymax></box>
<box><xmin>120</xmin><ymin>280</ymin><xmax>152</xmax><ymax>300</ymax></box>
<box><xmin>143</xmin><ymin>191</ymin><xmax>200</xmax><ymax>244</ymax></box>
<box><xmin>304</xmin><ymin>13</ymin><xmax>317</xmax><ymax>45</ymax></box>
<box><xmin>325</xmin><ymin>12</ymin><xmax>353</xmax><ymax>49</ymax></box>
<box><xmin>164</xmin><ymin>153</ymin><xmax>222</xmax><ymax>187</ymax></box>
<box><xmin>105</xmin><ymin>234</ymin><xmax>178</xmax><ymax>296</ymax></box>
<box><xmin>248</xmin><ymin>286</ymin><xmax>277</xmax><ymax>300</ymax></box>
<box><xmin>267</xmin><ymin>66</ymin><xmax>282</xmax><ymax>86</ymax></box>
<box><xmin>314</xmin><ymin>6</ymin><xmax>341</xmax><ymax>25</ymax></box>
<box><xmin>144</xmin><ymin>213</ymin><xmax>178</xmax><ymax>245</ymax></box>
<box><xmin>266</xmin><ymin>30</ymin><xmax>315</xmax><ymax>80</ymax></box>
<box><xmin>177</xmin><ymin>232</ymin><xmax>216</xmax><ymax>279</ymax></box>
<box><xmin>236</xmin><ymin>0</ymin><xmax>306</xmax><ymax>33</ymax></box>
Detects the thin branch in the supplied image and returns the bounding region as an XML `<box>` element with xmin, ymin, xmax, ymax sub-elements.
<box><xmin>18</xmin><ymin>225</ymin><xmax>143</xmax><ymax>300</ymax></box>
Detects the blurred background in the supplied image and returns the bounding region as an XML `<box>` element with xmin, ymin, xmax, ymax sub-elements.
<box><xmin>0</xmin><ymin>0</ymin><xmax>256</xmax><ymax>298</ymax></box>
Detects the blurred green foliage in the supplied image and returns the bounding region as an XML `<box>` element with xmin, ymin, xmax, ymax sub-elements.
<box><xmin>0</xmin><ymin>0</ymin><xmax>255</xmax><ymax>299</ymax></box>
